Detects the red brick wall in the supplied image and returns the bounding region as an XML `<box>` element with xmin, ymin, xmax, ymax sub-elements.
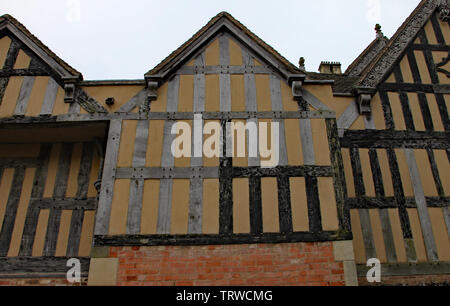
<box><xmin>0</xmin><ymin>277</ymin><xmax>87</xmax><ymax>286</ymax></box>
<box><xmin>110</xmin><ymin>242</ymin><xmax>345</xmax><ymax>286</ymax></box>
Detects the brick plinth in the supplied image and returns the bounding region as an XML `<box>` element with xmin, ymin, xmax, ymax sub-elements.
<box><xmin>0</xmin><ymin>277</ymin><xmax>87</xmax><ymax>286</ymax></box>
<box><xmin>358</xmin><ymin>274</ymin><xmax>450</xmax><ymax>286</ymax></box>
<box><xmin>109</xmin><ymin>242</ymin><xmax>346</xmax><ymax>286</ymax></box>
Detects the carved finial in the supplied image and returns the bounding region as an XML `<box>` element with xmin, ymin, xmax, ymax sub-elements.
<box><xmin>299</xmin><ymin>57</ymin><xmax>305</xmax><ymax>71</ymax></box>
<box><xmin>375</xmin><ymin>24</ymin><xmax>384</xmax><ymax>39</ymax></box>
<box><xmin>438</xmin><ymin>0</ymin><xmax>449</xmax><ymax>21</ymax></box>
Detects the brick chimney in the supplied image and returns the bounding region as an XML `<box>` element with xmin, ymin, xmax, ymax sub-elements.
<box><xmin>318</xmin><ymin>61</ymin><xmax>342</xmax><ymax>74</ymax></box>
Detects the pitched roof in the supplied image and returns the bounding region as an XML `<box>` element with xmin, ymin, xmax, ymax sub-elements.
<box><xmin>145</xmin><ymin>11</ymin><xmax>302</xmax><ymax>79</ymax></box>
<box><xmin>0</xmin><ymin>14</ymin><xmax>82</xmax><ymax>80</ymax></box>
<box><xmin>306</xmin><ymin>72</ymin><xmax>359</xmax><ymax>94</ymax></box>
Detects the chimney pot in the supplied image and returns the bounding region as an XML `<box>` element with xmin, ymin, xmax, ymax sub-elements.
<box><xmin>319</xmin><ymin>61</ymin><xmax>342</xmax><ymax>74</ymax></box>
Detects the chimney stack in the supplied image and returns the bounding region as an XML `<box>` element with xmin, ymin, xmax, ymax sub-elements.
<box><xmin>318</xmin><ymin>61</ymin><xmax>342</xmax><ymax>74</ymax></box>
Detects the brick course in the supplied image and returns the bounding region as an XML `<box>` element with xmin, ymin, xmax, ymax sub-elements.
<box><xmin>0</xmin><ymin>277</ymin><xmax>87</xmax><ymax>286</ymax></box>
<box><xmin>110</xmin><ymin>242</ymin><xmax>346</xmax><ymax>286</ymax></box>
<box><xmin>358</xmin><ymin>274</ymin><xmax>450</xmax><ymax>286</ymax></box>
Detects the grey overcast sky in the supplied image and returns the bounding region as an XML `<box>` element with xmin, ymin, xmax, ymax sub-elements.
<box><xmin>1</xmin><ymin>0</ymin><xmax>422</xmax><ymax>80</ymax></box>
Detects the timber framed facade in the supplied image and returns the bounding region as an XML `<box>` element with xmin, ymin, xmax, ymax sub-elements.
<box><xmin>0</xmin><ymin>0</ymin><xmax>448</xmax><ymax>286</ymax></box>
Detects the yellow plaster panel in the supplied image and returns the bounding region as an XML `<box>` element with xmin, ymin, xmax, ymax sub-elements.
<box><xmin>54</xmin><ymin>210</ymin><xmax>73</xmax><ymax>257</ymax></box>
<box><xmin>426</xmin><ymin>94</ymin><xmax>444</xmax><ymax>132</ymax></box>
<box><xmin>178</xmin><ymin>75</ymin><xmax>194</xmax><ymax>112</ymax></box>
<box><xmin>377</xmin><ymin>149</ymin><xmax>394</xmax><ymax>197</ymax></box>
<box><xmin>318</xmin><ymin>177</ymin><xmax>339</xmax><ymax>231</ymax></box>
<box><xmin>140</xmin><ymin>179</ymin><xmax>160</xmax><ymax>235</ymax></box>
<box><xmin>284</xmin><ymin>119</ymin><xmax>304</xmax><ymax>166</ymax></box>
<box><xmin>233</xmin><ymin>178</ymin><xmax>250</xmax><ymax>234</ymax></box>
<box><xmin>433</xmin><ymin>149</ymin><xmax>450</xmax><ymax>196</ymax></box>
<box><xmin>170</xmin><ymin>179</ymin><xmax>190</xmax><ymax>235</ymax></box>
<box><xmin>349</xmin><ymin>116</ymin><xmax>365</xmax><ymax>130</ymax></box>
<box><xmin>7</xmin><ymin>168</ymin><xmax>35</xmax><ymax>257</ymax></box>
<box><xmin>0</xmin><ymin>76</ymin><xmax>23</xmax><ymax>117</ymax></box>
<box><xmin>255</xmin><ymin>74</ymin><xmax>272</xmax><ymax>112</ymax></box>
<box><xmin>253</xmin><ymin>58</ymin><xmax>262</xmax><ymax>66</ymax></box>
<box><xmin>32</xmin><ymin>209</ymin><xmax>50</xmax><ymax>257</ymax></box>
<box><xmin>438</xmin><ymin>17</ymin><xmax>450</xmax><ymax>45</ymax></box>
<box><xmin>359</xmin><ymin>149</ymin><xmax>376</xmax><ymax>197</ymax></box>
<box><xmin>203</xmin><ymin>120</ymin><xmax>220</xmax><ymax>167</ymax></box>
<box><xmin>83</xmin><ymin>85</ymin><xmax>144</xmax><ymax>113</ymax></box>
<box><xmin>326</xmin><ymin>96</ymin><xmax>352</xmax><ymax>119</ymax></box>
<box><xmin>229</xmin><ymin>38</ymin><xmax>242</xmax><ymax>66</ymax></box>
<box><xmin>371</xmin><ymin>93</ymin><xmax>386</xmax><ymax>129</ymax></box>
<box><xmin>428</xmin><ymin>208</ymin><xmax>450</xmax><ymax>261</ymax></box>
<box><xmin>150</xmin><ymin>82</ymin><xmax>168</xmax><ymax>112</ymax></box>
<box><xmin>78</xmin><ymin>210</ymin><xmax>95</xmax><ymax>257</ymax></box>
<box><xmin>174</xmin><ymin>120</ymin><xmax>192</xmax><ymax>168</ymax></box>
<box><xmin>289</xmin><ymin>177</ymin><xmax>309</xmax><ymax>232</ymax></box>
<box><xmin>231</xmin><ymin>119</ymin><xmax>248</xmax><ymax>167</ymax></box>
<box><xmin>388</xmin><ymin>92</ymin><xmax>406</xmax><ymax>131</ymax></box>
<box><xmin>231</xmin><ymin>75</ymin><xmax>245</xmax><ymax>112</ymax></box>
<box><xmin>205</xmin><ymin>75</ymin><xmax>220</xmax><ymax>112</ymax></box>
<box><xmin>25</xmin><ymin>76</ymin><xmax>49</xmax><ymax>117</ymax></box>
<box><xmin>341</xmin><ymin>148</ymin><xmax>356</xmax><ymax>198</ymax></box>
<box><xmin>0</xmin><ymin>168</ymin><xmax>14</xmax><ymax>233</ymax></box>
<box><xmin>261</xmin><ymin>177</ymin><xmax>280</xmax><ymax>233</ymax></box>
<box><xmin>116</xmin><ymin>120</ymin><xmax>137</xmax><ymax>168</ymax></box>
<box><xmin>303</xmin><ymin>84</ymin><xmax>338</xmax><ymax>113</ymax></box>
<box><xmin>395</xmin><ymin>149</ymin><xmax>414</xmax><ymax>197</ymax></box>
<box><xmin>413</xmin><ymin>51</ymin><xmax>432</xmax><ymax>84</ymax></box>
<box><xmin>399</xmin><ymin>56</ymin><xmax>414</xmax><ymax>84</ymax></box>
<box><xmin>13</xmin><ymin>49</ymin><xmax>30</xmax><ymax>69</ymax></box>
<box><xmin>414</xmin><ymin>149</ymin><xmax>438</xmax><ymax>197</ymax></box>
<box><xmin>423</xmin><ymin>19</ymin><xmax>438</xmax><ymax>45</ymax></box>
<box><xmin>0</xmin><ymin>36</ymin><xmax>11</xmax><ymax>69</ymax></box>
<box><xmin>311</xmin><ymin>119</ymin><xmax>331</xmax><ymax>165</ymax></box>
<box><xmin>280</xmin><ymin>81</ymin><xmax>298</xmax><ymax>111</ymax></box>
<box><xmin>388</xmin><ymin>208</ymin><xmax>408</xmax><ymax>263</ymax></box>
<box><xmin>369</xmin><ymin>209</ymin><xmax>388</xmax><ymax>263</ymax></box>
<box><xmin>185</xmin><ymin>59</ymin><xmax>195</xmax><ymax>67</ymax></box>
<box><xmin>145</xmin><ymin>120</ymin><xmax>164</xmax><ymax>167</ymax></box>
<box><xmin>385</xmin><ymin>72</ymin><xmax>396</xmax><ymax>83</ymax></box>
<box><xmin>202</xmin><ymin>179</ymin><xmax>219</xmax><ymax>234</ymax></box>
<box><xmin>109</xmin><ymin>179</ymin><xmax>130</xmax><ymax>235</ymax></box>
<box><xmin>205</xmin><ymin>38</ymin><xmax>220</xmax><ymax>66</ymax></box>
<box><xmin>407</xmin><ymin>93</ymin><xmax>426</xmax><ymax>131</ymax></box>
<box><xmin>51</xmin><ymin>86</ymin><xmax>69</xmax><ymax>116</ymax></box>
<box><xmin>407</xmin><ymin>208</ymin><xmax>428</xmax><ymax>262</ymax></box>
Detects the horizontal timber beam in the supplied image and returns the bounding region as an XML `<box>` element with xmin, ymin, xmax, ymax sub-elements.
<box><xmin>94</xmin><ymin>231</ymin><xmax>353</xmax><ymax>247</ymax></box>
<box><xmin>340</xmin><ymin>130</ymin><xmax>449</xmax><ymax>149</ymax></box>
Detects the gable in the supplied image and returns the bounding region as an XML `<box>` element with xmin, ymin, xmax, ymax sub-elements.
<box><xmin>145</xmin><ymin>12</ymin><xmax>304</xmax><ymax>85</ymax></box>
<box><xmin>0</xmin><ymin>15</ymin><xmax>110</xmax><ymax>120</ymax></box>
<box><xmin>342</xmin><ymin>5</ymin><xmax>450</xmax><ymax>133</ymax></box>
<box><xmin>358</xmin><ymin>0</ymin><xmax>448</xmax><ymax>89</ymax></box>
